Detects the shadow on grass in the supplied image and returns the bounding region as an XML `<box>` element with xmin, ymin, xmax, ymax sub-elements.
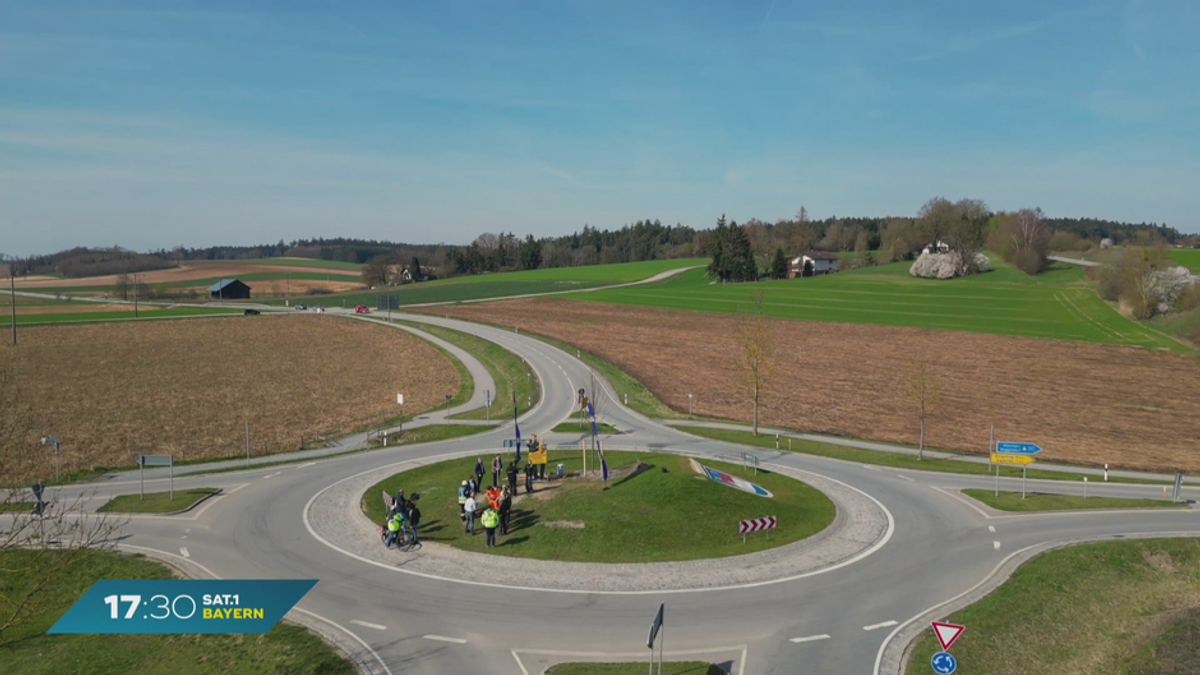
<box><xmin>509</xmin><ymin>509</ymin><xmax>541</xmax><ymax>534</ymax></box>
<box><xmin>611</xmin><ymin>463</ymin><xmax>654</xmax><ymax>489</ymax></box>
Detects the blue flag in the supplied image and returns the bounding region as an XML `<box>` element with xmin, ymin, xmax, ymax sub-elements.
<box><xmin>513</xmin><ymin>391</ymin><xmax>521</xmax><ymax>462</ymax></box>
<box><xmin>588</xmin><ymin>401</ymin><xmax>598</xmax><ymax>438</ymax></box>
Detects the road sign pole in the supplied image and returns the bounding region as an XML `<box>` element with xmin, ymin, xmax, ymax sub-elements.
<box><xmin>995</xmin><ymin>464</ymin><xmax>999</xmax><ymax>498</ymax></box>
<box><xmin>1083</xmin><ymin>476</ymin><xmax>1088</xmax><ymax>499</ymax></box>
<box><xmin>169</xmin><ymin>457</ymin><xmax>174</xmax><ymax>502</ymax></box>
<box><xmin>139</xmin><ymin>459</ymin><xmax>144</xmax><ymax>501</ymax></box>
<box><xmin>1022</xmin><ymin>466</ymin><xmax>1027</xmax><ymax>500</ymax></box>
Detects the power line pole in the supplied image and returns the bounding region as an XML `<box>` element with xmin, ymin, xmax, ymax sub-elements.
<box><xmin>9</xmin><ymin>271</ymin><xmax>15</xmax><ymax>345</ymax></box>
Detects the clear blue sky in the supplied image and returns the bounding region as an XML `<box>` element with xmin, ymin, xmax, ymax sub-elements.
<box><xmin>2</xmin><ymin>0</ymin><xmax>1197</xmax><ymax>255</ymax></box>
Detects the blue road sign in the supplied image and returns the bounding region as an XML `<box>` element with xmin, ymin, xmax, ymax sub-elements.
<box><xmin>996</xmin><ymin>441</ymin><xmax>1042</xmax><ymax>455</ymax></box>
<box><xmin>931</xmin><ymin>652</ymin><xmax>957</xmax><ymax>674</ymax></box>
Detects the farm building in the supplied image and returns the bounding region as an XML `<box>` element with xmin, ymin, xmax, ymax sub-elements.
<box><xmin>788</xmin><ymin>252</ymin><xmax>840</xmax><ymax>278</ymax></box>
<box><xmin>918</xmin><ymin>240</ymin><xmax>952</xmax><ymax>255</ymax></box>
<box><xmin>208</xmin><ymin>279</ymin><xmax>251</xmax><ymax>300</ymax></box>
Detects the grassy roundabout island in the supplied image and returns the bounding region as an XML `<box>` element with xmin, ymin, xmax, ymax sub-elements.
<box><xmin>362</xmin><ymin>451</ymin><xmax>835</xmax><ymax>563</ymax></box>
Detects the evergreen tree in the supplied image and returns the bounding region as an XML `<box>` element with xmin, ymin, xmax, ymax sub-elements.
<box><xmin>707</xmin><ymin>215</ymin><xmax>730</xmax><ymax>282</ymax></box>
<box><xmin>770</xmin><ymin>247</ymin><xmax>788</xmax><ymax>279</ymax></box>
<box><xmin>519</xmin><ymin>234</ymin><xmax>542</xmax><ymax>270</ymax></box>
<box><xmin>410</xmin><ymin>255</ymin><xmax>421</xmax><ymax>280</ymax></box>
<box><xmin>729</xmin><ymin>221</ymin><xmax>758</xmax><ymax>282</ymax></box>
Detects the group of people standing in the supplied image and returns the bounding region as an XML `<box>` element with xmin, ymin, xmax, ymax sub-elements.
<box><xmin>458</xmin><ymin>474</ymin><xmax>512</xmax><ymax>548</ymax></box>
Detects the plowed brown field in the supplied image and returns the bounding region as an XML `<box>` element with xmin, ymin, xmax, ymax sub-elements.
<box><xmin>431</xmin><ymin>299</ymin><xmax>1200</xmax><ymax>473</ymax></box>
<box><xmin>0</xmin><ymin>315</ymin><xmax>457</xmax><ymax>481</ymax></box>
<box><xmin>13</xmin><ymin>263</ymin><xmax>360</xmax><ymax>288</ymax></box>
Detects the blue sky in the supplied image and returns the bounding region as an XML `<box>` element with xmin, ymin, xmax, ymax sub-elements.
<box><xmin>2</xmin><ymin>0</ymin><xmax>1198</xmax><ymax>255</ymax></box>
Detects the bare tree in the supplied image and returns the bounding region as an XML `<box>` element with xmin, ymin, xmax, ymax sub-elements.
<box><xmin>902</xmin><ymin>358</ymin><xmax>941</xmax><ymax>460</ymax></box>
<box><xmin>736</xmin><ymin>291</ymin><xmax>776</xmax><ymax>436</ymax></box>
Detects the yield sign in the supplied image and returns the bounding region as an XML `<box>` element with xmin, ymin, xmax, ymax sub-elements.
<box><xmin>932</xmin><ymin>622</ymin><xmax>965</xmax><ymax>651</ymax></box>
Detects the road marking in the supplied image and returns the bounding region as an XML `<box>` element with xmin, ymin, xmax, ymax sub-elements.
<box><xmin>423</xmin><ymin>634</ymin><xmax>467</xmax><ymax>644</ymax></box>
<box><xmin>350</xmin><ymin>620</ymin><xmax>387</xmax><ymax>631</ymax></box>
<box><xmin>264</xmin><ymin>472</ymin><xmax>281</xmax><ymax>479</ymax></box>
<box><xmin>988</xmin><ymin>525</ymin><xmax>996</xmax><ymax>533</ymax></box>
<box><xmin>179</xmin><ymin>547</ymin><xmax>190</xmax><ymax>558</ymax></box>
<box><xmin>862</xmin><ymin>464</ymin><xmax>882</xmax><ymax>471</ymax></box>
<box><xmin>297</xmin><ymin>462</ymin><xmax>315</xmax><ymax>469</ymax></box>
<box><xmin>864</xmin><ymin>621</ymin><xmax>897</xmax><ymax>631</ymax></box>
<box><xmin>789</xmin><ymin>634</ymin><xmax>831</xmax><ymax>643</ymax></box>
<box><xmin>180</xmin><ymin>535</ymin><xmax>187</xmax><ymax>540</ymax></box>
<box><xmin>896</xmin><ymin>474</ymin><xmax>914</xmax><ymax>482</ymax></box>
<box><xmin>994</xmin><ymin>540</ymin><xmax>1001</xmax><ymax>551</ymax></box>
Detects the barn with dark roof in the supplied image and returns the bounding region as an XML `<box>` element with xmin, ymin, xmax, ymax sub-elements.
<box><xmin>207</xmin><ymin>279</ymin><xmax>251</xmax><ymax>300</ymax></box>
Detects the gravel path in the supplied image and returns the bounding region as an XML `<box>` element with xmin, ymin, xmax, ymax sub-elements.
<box><xmin>306</xmin><ymin>449</ymin><xmax>891</xmax><ymax>593</ymax></box>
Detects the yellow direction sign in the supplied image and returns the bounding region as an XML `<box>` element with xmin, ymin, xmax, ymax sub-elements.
<box><xmin>991</xmin><ymin>453</ymin><xmax>1035</xmax><ymax>466</ymax></box>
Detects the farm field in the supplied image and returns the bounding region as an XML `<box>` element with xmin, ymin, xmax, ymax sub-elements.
<box><xmin>11</xmin><ymin>261</ymin><xmax>361</xmax><ymax>291</ymax></box>
<box><xmin>429</xmin><ymin>299</ymin><xmax>1200</xmax><ymax>473</ymax></box>
<box><xmin>278</xmin><ymin>258</ymin><xmax>706</xmax><ymax>308</ymax></box>
<box><xmin>1</xmin><ymin>306</ymin><xmax>242</xmax><ymax>325</ymax></box>
<box><xmin>563</xmin><ymin>260</ymin><xmax>1187</xmax><ymax>351</ymax></box>
<box><xmin>1167</xmin><ymin>248</ymin><xmax>1200</xmax><ymax>272</ymax></box>
<box><xmin>0</xmin><ymin>315</ymin><xmax>459</xmax><ymax>483</ymax></box>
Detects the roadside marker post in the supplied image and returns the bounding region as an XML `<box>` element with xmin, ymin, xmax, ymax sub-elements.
<box><xmin>1083</xmin><ymin>476</ymin><xmax>1088</xmax><ymax>499</ymax></box>
<box><xmin>138</xmin><ymin>455</ymin><xmax>173</xmax><ymax>501</ymax></box>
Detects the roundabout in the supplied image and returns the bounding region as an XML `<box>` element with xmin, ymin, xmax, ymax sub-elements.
<box><xmin>23</xmin><ymin>310</ymin><xmax>1200</xmax><ymax>675</ymax></box>
<box><xmin>304</xmin><ymin>448</ymin><xmax>891</xmax><ymax>592</ymax></box>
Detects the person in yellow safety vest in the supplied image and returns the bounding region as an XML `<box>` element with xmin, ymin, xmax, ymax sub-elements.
<box><xmin>384</xmin><ymin>515</ymin><xmax>401</xmax><ymax>549</ymax></box>
<box><xmin>481</xmin><ymin>506</ymin><xmax>500</xmax><ymax>548</ymax></box>
<box><xmin>457</xmin><ymin>480</ymin><xmax>468</xmax><ymax>523</ymax></box>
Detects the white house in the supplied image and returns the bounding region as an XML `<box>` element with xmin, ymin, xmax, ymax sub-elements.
<box><xmin>919</xmin><ymin>240</ymin><xmax>951</xmax><ymax>255</ymax></box>
<box><xmin>788</xmin><ymin>252</ymin><xmax>840</xmax><ymax>278</ymax></box>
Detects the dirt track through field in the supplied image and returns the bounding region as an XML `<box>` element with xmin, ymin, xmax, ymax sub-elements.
<box><xmin>0</xmin><ymin>315</ymin><xmax>457</xmax><ymax>481</ymax></box>
<box><xmin>431</xmin><ymin>299</ymin><xmax>1200</xmax><ymax>473</ymax></box>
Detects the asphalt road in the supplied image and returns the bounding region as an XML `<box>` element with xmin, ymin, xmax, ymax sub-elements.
<box><xmin>14</xmin><ymin>310</ymin><xmax>1200</xmax><ymax>675</ymax></box>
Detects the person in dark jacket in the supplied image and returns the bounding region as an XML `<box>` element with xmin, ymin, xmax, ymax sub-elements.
<box><xmin>491</xmin><ymin>454</ymin><xmax>503</xmax><ymax>488</ymax></box>
<box><xmin>405</xmin><ymin>494</ymin><xmax>422</xmax><ymax>544</ymax></box>
<box><xmin>506</xmin><ymin>460</ymin><xmax>519</xmax><ymax>493</ymax></box>
<box><xmin>524</xmin><ymin>460</ymin><xmax>535</xmax><ymax>493</ymax></box>
<box><xmin>474</xmin><ymin>458</ymin><xmax>486</xmax><ymax>490</ymax></box>
<box><xmin>498</xmin><ymin>486</ymin><xmax>512</xmax><ymax>535</ymax></box>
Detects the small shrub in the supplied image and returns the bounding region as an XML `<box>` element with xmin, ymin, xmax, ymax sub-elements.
<box><xmin>1011</xmin><ymin>248</ymin><xmax>1044</xmax><ymax>275</ymax></box>
<box><xmin>1049</xmin><ymin>231</ymin><xmax>1080</xmax><ymax>252</ymax></box>
<box><xmin>305</xmin><ymin>287</ymin><xmax>333</xmax><ymax>296</ymax></box>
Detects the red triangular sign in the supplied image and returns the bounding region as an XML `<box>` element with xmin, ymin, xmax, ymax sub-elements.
<box><xmin>932</xmin><ymin>622</ymin><xmax>965</xmax><ymax>651</ymax></box>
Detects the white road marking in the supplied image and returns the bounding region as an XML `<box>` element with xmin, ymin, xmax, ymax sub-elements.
<box><xmin>993</xmin><ymin>540</ymin><xmax>1001</xmax><ymax>551</ymax></box>
<box><xmin>297</xmin><ymin>462</ymin><xmax>315</xmax><ymax>469</ymax></box>
<box><xmin>896</xmin><ymin>474</ymin><xmax>914</xmax><ymax>482</ymax></box>
<box><xmin>350</xmin><ymin>620</ymin><xmax>387</xmax><ymax>631</ymax></box>
<box><xmin>863</xmin><ymin>621</ymin><xmax>897</xmax><ymax>631</ymax></box>
<box><xmin>988</xmin><ymin>525</ymin><xmax>996</xmax><ymax>533</ymax></box>
<box><xmin>179</xmin><ymin>547</ymin><xmax>190</xmax><ymax>558</ymax></box>
<box><xmin>789</xmin><ymin>634</ymin><xmax>831</xmax><ymax>643</ymax></box>
<box><xmin>263</xmin><ymin>472</ymin><xmax>281</xmax><ymax>479</ymax></box>
<box><xmin>180</xmin><ymin>535</ymin><xmax>187</xmax><ymax>540</ymax></box>
<box><xmin>862</xmin><ymin>464</ymin><xmax>883</xmax><ymax>471</ymax></box>
<box><xmin>423</xmin><ymin>634</ymin><xmax>467</xmax><ymax>644</ymax></box>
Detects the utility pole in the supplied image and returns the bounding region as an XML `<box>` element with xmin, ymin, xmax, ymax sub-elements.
<box><xmin>133</xmin><ymin>274</ymin><xmax>139</xmax><ymax>318</ymax></box>
<box><xmin>9</xmin><ymin>271</ymin><xmax>15</xmax><ymax>345</ymax></box>
<box><xmin>245</xmin><ymin>419</ymin><xmax>251</xmax><ymax>466</ymax></box>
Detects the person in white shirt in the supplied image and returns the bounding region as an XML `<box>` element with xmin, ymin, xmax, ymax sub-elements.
<box><xmin>463</xmin><ymin>493</ymin><xmax>478</xmax><ymax>535</ymax></box>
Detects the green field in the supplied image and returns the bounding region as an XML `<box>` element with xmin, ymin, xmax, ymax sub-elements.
<box><xmin>0</xmin><ymin>307</ymin><xmax>242</xmax><ymax>326</ymax></box>
<box><xmin>1167</xmin><ymin>248</ymin><xmax>1200</xmax><ymax>272</ymax></box>
<box><xmin>98</xmin><ymin>488</ymin><xmax>220</xmax><ymax>513</ymax></box>
<box><xmin>0</xmin><ymin>549</ymin><xmax>352</xmax><ymax>675</ymax></box>
<box><xmin>564</xmin><ymin>259</ymin><xmax>1188</xmax><ymax>351</ymax></box>
<box><xmin>551</xmin><ymin>421</ymin><xmax>619</xmax><ymax>434</ymax></box>
<box><xmin>961</xmin><ymin>489</ymin><xmax>1183</xmax><ymax>512</ymax></box>
<box><xmin>362</xmin><ymin>451</ymin><xmax>835</xmax><ymax>563</ymax></box>
<box><xmin>905</xmin><ymin>539</ymin><xmax>1200</xmax><ymax>675</ymax></box>
<box><xmin>274</xmin><ymin>259</ymin><xmax>705</xmax><ymax>308</ymax></box>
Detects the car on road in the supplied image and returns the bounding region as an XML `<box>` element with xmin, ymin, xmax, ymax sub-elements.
<box><xmin>243</xmin><ymin>309</ymin><xmax>260</xmax><ymax>316</ymax></box>
<box><xmin>295</xmin><ymin>303</ymin><xmax>307</xmax><ymax>310</ymax></box>
<box><xmin>355</xmin><ymin>305</ymin><xmax>370</xmax><ymax>314</ymax></box>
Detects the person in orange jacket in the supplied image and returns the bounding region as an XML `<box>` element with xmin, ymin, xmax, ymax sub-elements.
<box><xmin>486</xmin><ymin>484</ymin><xmax>501</xmax><ymax>511</ymax></box>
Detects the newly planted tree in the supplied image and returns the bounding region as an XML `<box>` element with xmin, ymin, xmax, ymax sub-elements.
<box><xmin>736</xmin><ymin>291</ymin><xmax>776</xmax><ymax>436</ymax></box>
<box><xmin>902</xmin><ymin>358</ymin><xmax>941</xmax><ymax>460</ymax></box>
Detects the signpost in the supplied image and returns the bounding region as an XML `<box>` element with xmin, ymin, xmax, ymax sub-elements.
<box><xmin>995</xmin><ymin>442</ymin><xmax>1042</xmax><ymax>499</ymax></box>
<box><xmin>485</xmin><ymin>389</ymin><xmax>491</xmax><ymax>422</ymax></box>
<box><xmin>647</xmin><ymin>602</ymin><xmax>664</xmax><ymax>675</ymax></box>
<box><xmin>397</xmin><ymin>393</ymin><xmax>404</xmax><ymax>430</ymax></box>
<box><xmin>738</xmin><ymin>516</ymin><xmax>777</xmax><ymax>543</ymax></box>
<box><xmin>1172</xmin><ymin>473</ymin><xmax>1184</xmax><ymax>503</ymax></box>
<box><xmin>930</xmin><ymin>621</ymin><xmax>965</xmax><ymax>674</ymax></box>
<box><xmin>138</xmin><ymin>455</ymin><xmax>173</xmax><ymax>501</ymax></box>
<box><xmin>741</xmin><ymin>452</ymin><xmax>759</xmax><ymax>475</ymax></box>
<box><xmin>31</xmin><ymin>480</ymin><xmax>47</xmax><ymax>516</ymax></box>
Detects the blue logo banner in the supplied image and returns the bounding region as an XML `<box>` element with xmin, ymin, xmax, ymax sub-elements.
<box><xmin>48</xmin><ymin>579</ymin><xmax>317</xmax><ymax>634</ymax></box>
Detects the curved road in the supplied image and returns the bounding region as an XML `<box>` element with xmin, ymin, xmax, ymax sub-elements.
<box><xmin>16</xmin><ymin>311</ymin><xmax>1200</xmax><ymax>675</ymax></box>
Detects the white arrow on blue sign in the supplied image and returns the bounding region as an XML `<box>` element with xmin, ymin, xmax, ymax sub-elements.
<box><xmin>996</xmin><ymin>442</ymin><xmax>1042</xmax><ymax>455</ymax></box>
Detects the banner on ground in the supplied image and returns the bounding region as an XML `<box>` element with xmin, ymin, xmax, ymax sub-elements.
<box><xmin>689</xmin><ymin>459</ymin><xmax>773</xmax><ymax>498</ymax></box>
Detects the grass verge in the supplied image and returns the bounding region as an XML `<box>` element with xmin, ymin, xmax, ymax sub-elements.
<box><xmin>962</xmin><ymin>489</ymin><xmax>1187</xmax><ymax>512</ymax></box>
<box><xmin>0</xmin><ymin>549</ymin><xmax>352</xmax><ymax>675</ymax></box>
<box><xmin>551</xmin><ymin>421</ymin><xmax>619</xmax><ymax>434</ymax></box>
<box><xmin>389</xmin><ymin>320</ymin><xmax>538</xmax><ymax>421</ymax></box>
<box><xmin>546</xmin><ymin>663</ymin><xmax>721</xmax><ymax>675</ymax></box>
<box><xmin>0</xmin><ymin>501</ymin><xmax>36</xmax><ymax>512</ymax></box>
<box><xmin>98</xmin><ymin>488</ymin><xmax>220</xmax><ymax>513</ymax></box>
<box><xmin>904</xmin><ymin>539</ymin><xmax>1200</xmax><ymax>675</ymax></box>
<box><xmin>362</xmin><ymin>450</ymin><xmax>834</xmax><ymax>563</ymax></box>
<box><xmin>673</xmin><ymin>425</ymin><xmax>1171</xmax><ymax>485</ymax></box>
<box><xmin>366</xmin><ymin>424</ymin><xmax>498</xmax><ymax>449</ymax></box>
